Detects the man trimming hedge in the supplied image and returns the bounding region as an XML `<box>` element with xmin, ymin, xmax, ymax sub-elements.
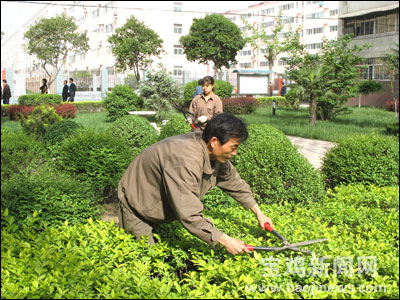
<box><xmin>118</xmin><ymin>113</ymin><xmax>273</xmax><ymax>255</ymax></box>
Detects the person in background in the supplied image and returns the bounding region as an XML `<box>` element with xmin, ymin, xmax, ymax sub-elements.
<box><xmin>68</xmin><ymin>78</ymin><xmax>76</xmax><ymax>102</ymax></box>
<box><xmin>62</xmin><ymin>80</ymin><xmax>69</xmax><ymax>102</ymax></box>
<box><xmin>117</xmin><ymin>113</ymin><xmax>274</xmax><ymax>255</ymax></box>
<box><xmin>280</xmin><ymin>83</ymin><xmax>287</xmax><ymax>97</ymax></box>
<box><xmin>2</xmin><ymin>80</ymin><xmax>11</xmax><ymax>104</ymax></box>
<box><xmin>269</xmin><ymin>81</ymin><xmax>274</xmax><ymax>97</ymax></box>
<box><xmin>193</xmin><ymin>78</ymin><xmax>204</xmax><ymax>98</ymax></box>
<box><xmin>39</xmin><ymin>78</ymin><xmax>48</xmax><ymax>94</ymax></box>
<box><xmin>188</xmin><ymin>76</ymin><xmax>223</xmax><ymax>131</ymax></box>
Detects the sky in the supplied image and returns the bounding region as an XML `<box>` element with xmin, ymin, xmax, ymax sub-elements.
<box><xmin>1</xmin><ymin>1</ymin><xmax>262</xmax><ymax>42</ymax></box>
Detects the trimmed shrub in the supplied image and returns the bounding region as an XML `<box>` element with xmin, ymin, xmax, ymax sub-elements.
<box><xmin>231</xmin><ymin>124</ymin><xmax>326</xmax><ymax>204</ymax></box>
<box><xmin>1</xmin><ymin>128</ymin><xmax>49</xmax><ymax>181</ymax></box>
<box><xmin>108</xmin><ymin>115</ymin><xmax>158</xmax><ymax>157</ymax></box>
<box><xmin>54</xmin><ymin>103</ymin><xmax>77</xmax><ymax>119</ymax></box>
<box><xmin>222</xmin><ymin>96</ymin><xmax>258</xmax><ymax>114</ymax></box>
<box><xmin>1</xmin><ymin>104</ymin><xmax>10</xmax><ymax>117</ymax></box>
<box><xmin>256</xmin><ymin>96</ymin><xmax>290</xmax><ymax>107</ymax></box>
<box><xmin>21</xmin><ymin>105</ymin><xmax>63</xmax><ymax>138</ymax></box>
<box><xmin>7</xmin><ymin>105</ymin><xmax>34</xmax><ymax>121</ymax></box>
<box><xmin>183</xmin><ymin>80</ymin><xmax>199</xmax><ymax>105</ymax></box>
<box><xmin>386</xmin><ymin>121</ymin><xmax>399</xmax><ymax>137</ymax></box>
<box><xmin>54</xmin><ymin>129</ymin><xmax>133</xmax><ymax>198</ymax></box>
<box><xmin>103</xmin><ymin>85</ymin><xmax>144</xmax><ymax>121</ymax></box>
<box><xmin>1</xmin><ymin>170</ymin><xmax>101</xmax><ymax>227</ymax></box>
<box><xmin>74</xmin><ymin>101</ymin><xmax>106</xmax><ymax>113</ymax></box>
<box><xmin>322</xmin><ymin>134</ymin><xmax>399</xmax><ymax>188</ymax></box>
<box><xmin>43</xmin><ymin>120</ymin><xmax>83</xmax><ymax>156</ymax></box>
<box><xmin>18</xmin><ymin>94</ymin><xmax>62</xmax><ymax>106</ymax></box>
<box><xmin>159</xmin><ymin>114</ymin><xmax>192</xmax><ymax>141</ymax></box>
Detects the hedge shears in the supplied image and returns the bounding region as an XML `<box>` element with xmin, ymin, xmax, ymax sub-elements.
<box><xmin>245</xmin><ymin>222</ymin><xmax>328</xmax><ymax>254</ymax></box>
<box><xmin>168</xmin><ymin>100</ymin><xmax>196</xmax><ymax>130</ymax></box>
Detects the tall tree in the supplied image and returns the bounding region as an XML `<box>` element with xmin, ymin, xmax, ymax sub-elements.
<box><xmin>108</xmin><ymin>15</ymin><xmax>164</xmax><ymax>82</ymax></box>
<box><xmin>24</xmin><ymin>14</ymin><xmax>89</xmax><ymax>88</ymax></box>
<box><xmin>180</xmin><ymin>14</ymin><xmax>245</xmax><ymax>78</ymax></box>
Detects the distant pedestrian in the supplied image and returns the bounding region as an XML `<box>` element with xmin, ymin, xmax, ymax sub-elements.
<box><xmin>2</xmin><ymin>80</ymin><xmax>11</xmax><ymax>104</ymax></box>
<box><xmin>62</xmin><ymin>80</ymin><xmax>69</xmax><ymax>102</ymax></box>
<box><xmin>269</xmin><ymin>81</ymin><xmax>273</xmax><ymax>97</ymax></box>
<box><xmin>280</xmin><ymin>83</ymin><xmax>287</xmax><ymax>97</ymax></box>
<box><xmin>39</xmin><ymin>78</ymin><xmax>49</xmax><ymax>94</ymax></box>
<box><xmin>68</xmin><ymin>78</ymin><xmax>76</xmax><ymax>102</ymax></box>
<box><xmin>193</xmin><ymin>79</ymin><xmax>204</xmax><ymax>98</ymax></box>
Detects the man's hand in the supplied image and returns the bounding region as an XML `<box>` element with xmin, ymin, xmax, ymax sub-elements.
<box><xmin>251</xmin><ymin>204</ymin><xmax>274</xmax><ymax>231</ymax></box>
<box><xmin>186</xmin><ymin>117</ymin><xmax>193</xmax><ymax>124</ymax></box>
<box><xmin>218</xmin><ymin>234</ymin><xmax>250</xmax><ymax>255</ymax></box>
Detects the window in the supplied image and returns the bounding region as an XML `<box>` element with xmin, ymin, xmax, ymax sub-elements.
<box><xmin>375</xmin><ymin>11</ymin><xmax>397</xmax><ymax>34</ymax></box>
<box><xmin>306</xmin><ymin>27</ymin><xmax>324</xmax><ymax>35</ymax></box>
<box><xmin>282</xmin><ymin>17</ymin><xmax>294</xmax><ymax>24</ymax></box>
<box><xmin>330</xmin><ymin>25</ymin><xmax>338</xmax><ymax>32</ymax></box>
<box><xmin>91</xmin><ymin>8</ymin><xmax>100</xmax><ymax>19</ymax></box>
<box><xmin>173</xmin><ymin>66</ymin><xmax>183</xmax><ymax>76</ymax></box>
<box><xmin>174</xmin><ymin>24</ymin><xmax>182</xmax><ymax>34</ymax></box>
<box><xmin>261</xmin><ymin>7</ymin><xmax>274</xmax><ymax>15</ymax></box>
<box><xmin>229</xmin><ymin>16</ymin><xmax>236</xmax><ymax>22</ymax></box>
<box><xmin>173</xmin><ymin>2</ymin><xmax>182</xmax><ymax>12</ymax></box>
<box><xmin>69</xmin><ymin>54</ymin><xmax>76</xmax><ymax>63</ymax></box>
<box><xmin>356</xmin><ymin>20</ymin><xmax>374</xmax><ymax>36</ymax></box>
<box><xmin>361</xmin><ymin>58</ymin><xmax>389</xmax><ymax>80</ymax></box>
<box><xmin>240</xmin><ymin>50</ymin><xmax>252</xmax><ymax>56</ymax></box>
<box><xmin>306</xmin><ymin>43</ymin><xmax>323</xmax><ymax>50</ymax></box>
<box><xmin>105</xmin><ymin>24</ymin><xmax>114</xmax><ymax>33</ymax></box>
<box><xmin>278</xmin><ymin>59</ymin><xmax>288</xmax><ymax>66</ymax></box>
<box><xmin>278</xmin><ymin>32</ymin><xmax>288</xmax><ymax>38</ymax></box>
<box><xmin>241</xmin><ymin>13</ymin><xmax>252</xmax><ymax>19</ymax></box>
<box><xmin>260</xmin><ymin>61</ymin><xmax>272</xmax><ymax>67</ymax></box>
<box><xmin>239</xmin><ymin>63</ymin><xmax>251</xmax><ymax>68</ymax></box>
<box><xmin>77</xmin><ymin>52</ymin><xmax>87</xmax><ymax>61</ymax></box>
<box><xmin>104</xmin><ymin>2</ymin><xmax>113</xmax><ymax>13</ymax></box>
<box><xmin>77</xmin><ymin>17</ymin><xmax>84</xmax><ymax>25</ymax></box>
<box><xmin>330</xmin><ymin>9</ymin><xmax>338</xmax><ymax>16</ymax></box>
<box><xmin>306</xmin><ymin>12</ymin><xmax>324</xmax><ymax>19</ymax></box>
<box><xmin>174</xmin><ymin>45</ymin><xmax>183</xmax><ymax>55</ymax></box>
<box><xmin>306</xmin><ymin>1</ymin><xmax>319</xmax><ymax>5</ymax></box>
<box><xmin>106</xmin><ymin>45</ymin><xmax>114</xmax><ymax>54</ymax></box>
<box><xmin>279</xmin><ymin>3</ymin><xmax>294</xmax><ymax>11</ymax></box>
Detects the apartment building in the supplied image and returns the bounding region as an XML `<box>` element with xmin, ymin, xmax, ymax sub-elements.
<box><xmin>1</xmin><ymin>1</ymin><xmax>213</xmax><ymax>101</ymax></box>
<box><xmin>223</xmin><ymin>1</ymin><xmax>339</xmax><ymax>81</ymax></box>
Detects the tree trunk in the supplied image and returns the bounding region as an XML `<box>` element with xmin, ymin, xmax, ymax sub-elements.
<box><xmin>309</xmin><ymin>91</ymin><xmax>317</xmax><ymax>127</ymax></box>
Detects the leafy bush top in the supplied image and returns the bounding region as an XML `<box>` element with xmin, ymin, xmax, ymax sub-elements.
<box><xmin>21</xmin><ymin>105</ymin><xmax>63</xmax><ymax>138</ymax></box>
<box><xmin>159</xmin><ymin>114</ymin><xmax>192</xmax><ymax>141</ymax></box>
<box><xmin>18</xmin><ymin>94</ymin><xmax>62</xmax><ymax>106</ymax></box>
<box><xmin>222</xmin><ymin>96</ymin><xmax>258</xmax><ymax>114</ymax></box>
<box><xmin>322</xmin><ymin>134</ymin><xmax>399</xmax><ymax>188</ymax></box>
<box><xmin>103</xmin><ymin>85</ymin><xmax>144</xmax><ymax>121</ymax></box>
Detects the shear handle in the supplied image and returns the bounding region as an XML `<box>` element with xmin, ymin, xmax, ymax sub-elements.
<box><xmin>264</xmin><ymin>222</ymin><xmax>289</xmax><ymax>245</ymax></box>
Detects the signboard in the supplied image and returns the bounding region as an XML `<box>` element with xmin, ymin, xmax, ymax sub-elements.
<box><xmin>233</xmin><ymin>70</ymin><xmax>273</xmax><ymax>95</ymax></box>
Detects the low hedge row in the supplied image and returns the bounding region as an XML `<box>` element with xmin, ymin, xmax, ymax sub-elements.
<box><xmin>1</xmin><ymin>184</ymin><xmax>398</xmax><ymax>298</ymax></box>
<box><xmin>18</xmin><ymin>94</ymin><xmax>62</xmax><ymax>106</ymax></box>
<box><xmin>256</xmin><ymin>96</ymin><xmax>290</xmax><ymax>107</ymax></box>
<box><xmin>7</xmin><ymin>103</ymin><xmax>76</xmax><ymax>120</ymax></box>
<box><xmin>222</xmin><ymin>97</ymin><xmax>259</xmax><ymax>114</ymax></box>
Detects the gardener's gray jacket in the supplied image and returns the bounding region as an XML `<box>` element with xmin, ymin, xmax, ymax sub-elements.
<box><xmin>118</xmin><ymin>131</ymin><xmax>257</xmax><ymax>247</ymax></box>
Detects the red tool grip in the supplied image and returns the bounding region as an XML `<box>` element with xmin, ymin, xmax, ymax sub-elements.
<box><xmin>264</xmin><ymin>222</ymin><xmax>273</xmax><ymax>232</ymax></box>
<box><xmin>245</xmin><ymin>245</ymin><xmax>254</xmax><ymax>251</ymax></box>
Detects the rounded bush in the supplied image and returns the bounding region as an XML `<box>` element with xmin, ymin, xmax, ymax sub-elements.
<box><xmin>21</xmin><ymin>105</ymin><xmax>63</xmax><ymax>138</ymax></box>
<box><xmin>231</xmin><ymin>124</ymin><xmax>326</xmax><ymax>204</ymax></box>
<box><xmin>1</xmin><ymin>170</ymin><xmax>101</xmax><ymax>227</ymax></box>
<box><xmin>1</xmin><ymin>128</ymin><xmax>49</xmax><ymax>181</ymax></box>
<box><xmin>159</xmin><ymin>114</ymin><xmax>192</xmax><ymax>140</ymax></box>
<box><xmin>103</xmin><ymin>85</ymin><xmax>144</xmax><ymax>121</ymax></box>
<box><xmin>43</xmin><ymin>120</ymin><xmax>83</xmax><ymax>156</ymax></box>
<box><xmin>222</xmin><ymin>96</ymin><xmax>258</xmax><ymax>114</ymax></box>
<box><xmin>54</xmin><ymin>129</ymin><xmax>133</xmax><ymax>198</ymax></box>
<box><xmin>322</xmin><ymin>134</ymin><xmax>399</xmax><ymax>188</ymax></box>
<box><xmin>108</xmin><ymin>115</ymin><xmax>158</xmax><ymax>156</ymax></box>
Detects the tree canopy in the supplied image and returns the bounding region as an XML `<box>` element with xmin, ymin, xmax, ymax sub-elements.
<box><xmin>24</xmin><ymin>14</ymin><xmax>89</xmax><ymax>88</ymax></box>
<box><xmin>108</xmin><ymin>15</ymin><xmax>164</xmax><ymax>82</ymax></box>
<box><xmin>180</xmin><ymin>14</ymin><xmax>245</xmax><ymax>78</ymax></box>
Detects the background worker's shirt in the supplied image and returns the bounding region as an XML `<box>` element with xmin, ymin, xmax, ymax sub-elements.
<box><xmin>119</xmin><ymin>131</ymin><xmax>257</xmax><ymax>247</ymax></box>
<box><xmin>189</xmin><ymin>92</ymin><xmax>223</xmax><ymax>129</ymax></box>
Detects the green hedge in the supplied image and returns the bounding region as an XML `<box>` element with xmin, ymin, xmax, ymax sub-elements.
<box><xmin>256</xmin><ymin>96</ymin><xmax>290</xmax><ymax>107</ymax></box>
<box><xmin>54</xmin><ymin>129</ymin><xmax>133</xmax><ymax>199</ymax></box>
<box><xmin>1</xmin><ymin>128</ymin><xmax>49</xmax><ymax>181</ymax></box>
<box><xmin>18</xmin><ymin>94</ymin><xmax>63</xmax><ymax>106</ymax></box>
<box><xmin>1</xmin><ymin>170</ymin><xmax>101</xmax><ymax>227</ymax></box>
<box><xmin>232</xmin><ymin>124</ymin><xmax>326</xmax><ymax>204</ymax></box>
<box><xmin>159</xmin><ymin>114</ymin><xmax>192</xmax><ymax>141</ymax></box>
<box><xmin>74</xmin><ymin>101</ymin><xmax>106</xmax><ymax>113</ymax></box>
<box><xmin>322</xmin><ymin>134</ymin><xmax>399</xmax><ymax>188</ymax></box>
<box><xmin>103</xmin><ymin>85</ymin><xmax>143</xmax><ymax>121</ymax></box>
<box><xmin>108</xmin><ymin>115</ymin><xmax>158</xmax><ymax>157</ymax></box>
<box><xmin>1</xmin><ymin>104</ymin><xmax>10</xmax><ymax>117</ymax></box>
<box><xmin>21</xmin><ymin>105</ymin><xmax>63</xmax><ymax>138</ymax></box>
<box><xmin>1</xmin><ymin>183</ymin><xmax>398</xmax><ymax>298</ymax></box>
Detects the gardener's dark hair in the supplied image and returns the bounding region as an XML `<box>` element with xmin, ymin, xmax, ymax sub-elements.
<box><xmin>202</xmin><ymin>113</ymin><xmax>248</xmax><ymax>145</ymax></box>
<box><xmin>198</xmin><ymin>78</ymin><xmax>204</xmax><ymax>86</ymax></box>
<box><xmin>202</xmin><ymin>76</ymin><xmax>214</xmax><ymax>86</ymax></box>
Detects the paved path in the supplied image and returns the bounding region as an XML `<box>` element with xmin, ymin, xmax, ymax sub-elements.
<box><xmin>287</xmin><ymin>136</ymin><xmax>336</xmax><ymax>170</ymax></box>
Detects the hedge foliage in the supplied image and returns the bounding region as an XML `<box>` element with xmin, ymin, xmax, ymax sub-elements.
<box><xmin>21</xmin><ymin>105</ymin><xmax>63</xmax><ymax>138</ymax></box>
<box><xmin>103</xmin><ymin>85</ymin><xmax>144</xmax><ymax>121</ymax></box>
<box><xmin>159</xmin><ymin>114</ymin><xmax>192</xmax><ymax>140</ymax></box>
<box><xmin>256</xmin><ymin>96</ymin><xmax>291</xmax><ymax>107</ymax></box>
<box><xmin>1</xmin><ymin>184</ymin><xmax>398</xmax><ymax>298</ymax></box>
<box><xmin>322</xmin><ymin>134</ymin><xmax>399</xmax><ymax>188</ymax></box>
<box><xmin>18</xmin><ymin>94</ymin><xmax>62</xmax><ymax>106</ymax></box>
<box><xmin>232</xmin><ymin>124</ymin><xmax>326</xmax><ymax>204</ymax></box>
<box><xmin>54</xmin><ymin>129</ymin><xmax>133</xmax><ymax>198</ymax></box>
<box><xmin>1</xmin><ymin>170</ymin><xmax>101</xmax><ymax>227</ymax></box>
<box><xmin>222</xmin><ymin>96</ymin><xmax>258</xmax><ymax>114</ymax></box>
<box><xmin>108</xmin><ymin>115</ymin><xmax>158</xmax><ymax>157</ymax></box>
<box><xmin>74</xmin><ymin>101</ymin><xmax>106</xmax><ymax>113</ymax></box>
<box><xmin>386</xmin><ymin>121</ymin><xmax>399</xmax><ymax>137</ymax></box>
<box><xmin>1</xmin><ymin>128</ymin><xmax>49</xmax><ymax>181</ymax></box>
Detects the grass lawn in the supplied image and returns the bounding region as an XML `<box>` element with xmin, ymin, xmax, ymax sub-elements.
<box><xmin>1</xmin><ymin>106</ymin><xmax>396</xmax><ymax>143</ymax></box>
